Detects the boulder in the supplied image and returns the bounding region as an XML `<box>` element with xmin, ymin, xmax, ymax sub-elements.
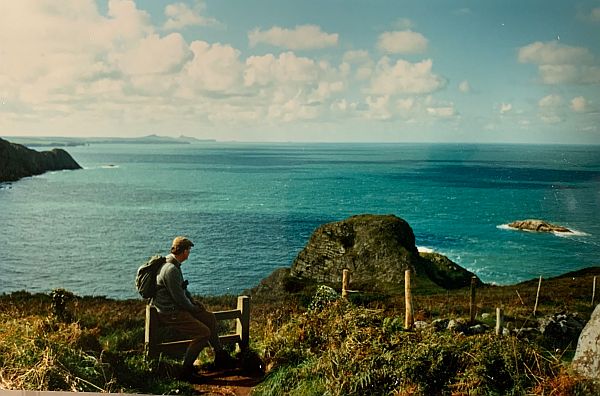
<box><xmin>251</xmin><ymin>214</ymin><xmax>481</xmax><ymax>300</ymax></box>
<box><xmin>573</xmin><ymin>304</ymin><xmax>600</xmax><ymax>379</ymax></box>
<box><xmin>0</xmin><ymin>137</ymin><xmax>81</xmax><ymax>183</ymax></box>
<box><xmin>507</xmin><ymin>219</ymin><xmax>571</xmax><ymax>233</ymax></box>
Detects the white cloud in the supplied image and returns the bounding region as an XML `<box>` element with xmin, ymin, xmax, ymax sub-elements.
<box><xmin>369</xmin><ymin>58</ymin><xmax>446</xmax><ymax>95</ymax></box>
<box><xmin>377</xmin><ymin>30</ymin><xmax>428</xmax><ymax>54</ymax></box>
<box><xmin>458</xmin><ymin>80</ymin><xmax>471</xmax><ymax>93</ymax></box>
<box><xmin>500</xmin><ymin>103</ymin><xmax>512</xmax><ymax>114</ymax></box>
<box><xmin>163</xmin><ymin>1</ymin><xmax>218</xmax><ymax>30</ymax></box>
<box><xmin>518</xmin><ymin>41</ymin><xmax>593</xmax><ymax>65</ymax></box>
<box><xmin>182</xmin><ymin>41</ymin><xmax>243</xmax><ymax>93</ymax></box>
<box><xmin>365</xmin><ymin>96</ymin><xmax>393</xmax><ymax>120</ymax></box>
<box><xmin>113</xmin><ymin>33</ymin><xmax>190</xmax><ymax>75</ymax></box>
<box><xmin>518</xmin><ymin>41</ymin><xmax>600</xmax><ymax>85</ymax></box>
<box><xmin>590</xmin><ymin>7</ymin><xmax>600</xmax><ymax>22</ymax></box>
<box><xmin>248</xmin><ymin>25</ymin><xmax>338</xmax><ymax>50</ymax></box>
<box><xmin>538</xmin><ymin>94</ymin><xmax>563</xmax><ymax>123</ymax></box>
<box><xmin>426</xmin><ymin>106</ymin><xmax>455</xmax><ymax>118</ymax></box>
<box><xmin>570</xmin><ymin>96</ymin><xmax>587</xmax><ymax>113</ymax></box>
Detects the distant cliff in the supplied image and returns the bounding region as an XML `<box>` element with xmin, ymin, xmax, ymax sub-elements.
<box><xmin>0</xmin><ymin>137</ymin><xmax>81</xmax><ymax>183</ymax></box>
<box><xmin>252</xmin><ymin>214</ymin><xmax>480</xmax><ymax>299</ymax></box>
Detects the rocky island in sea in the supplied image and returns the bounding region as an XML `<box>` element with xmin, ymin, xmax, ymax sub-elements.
<box><xmin>0</xmin><ymin>137</ymin><xmax>81</xmax><ymax>183</ymax></box>
<box><xmin>507</xmin><ymin>219</ymin><xmax>573</xmax><ymax>233</ymax></box>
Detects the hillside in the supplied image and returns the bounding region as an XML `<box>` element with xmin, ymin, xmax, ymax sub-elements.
<box><xmin>0</xmin><ymin>137</ymin><xmax>81</xmax><ymax>183</ymax></box>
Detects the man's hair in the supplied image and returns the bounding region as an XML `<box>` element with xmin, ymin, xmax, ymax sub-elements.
<box><xmin>171</xmin><ymin>236</ymin><xmax>194</xmax><ymax>255</ymax></box>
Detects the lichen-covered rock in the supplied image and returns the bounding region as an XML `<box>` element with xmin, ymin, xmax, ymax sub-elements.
<box><xmin>573</xmin><ymin>304</ymin><xmax>600</xmax><ymax>379</ymax></box>
<box><xmin>0</xmin><ymin>137</ymin><xmax>81</xmax><ymax>183</ymax></box>
<box><xmin>251</xmin><ymin>214</ymin><xmax>481</xmax><ymax>300</ymax></box>
<box><xmin>290</xmin><ymin>214</ymin><xmax>420</xmax><ymax>290</ymax></box>
<box><xmin>507</xmin><ymin>219</ymin><xmax>571</xmax><ymax>233</ymax></box>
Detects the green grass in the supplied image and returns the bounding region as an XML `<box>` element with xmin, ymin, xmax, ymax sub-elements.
<box><xmin>0</xmin><ymin>268</ymin><xmax>599</xmax><ymax>394</ymax></box>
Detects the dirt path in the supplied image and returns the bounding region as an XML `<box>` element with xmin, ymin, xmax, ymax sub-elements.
<box><xmin>193</xmin><ymin>368</ymin><xmax>263</xmax><ymax>396</ymax></box>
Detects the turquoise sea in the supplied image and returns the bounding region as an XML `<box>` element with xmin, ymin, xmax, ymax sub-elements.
<box><xmin>1</xmin><ymin>143</ymin><xmax>599</xmax><ymax>299</ymax></box>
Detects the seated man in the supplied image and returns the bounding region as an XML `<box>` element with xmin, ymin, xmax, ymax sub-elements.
<box><xmin>151</xmin><ymin>236</ymin><xmax>234</xmax><ymax>382</ymax></box>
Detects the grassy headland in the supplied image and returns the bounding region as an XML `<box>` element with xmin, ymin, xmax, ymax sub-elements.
<box><xmin>1</xmin><ymin>268</ymin><xmax>599</xmax><ymax>395</ymax></box>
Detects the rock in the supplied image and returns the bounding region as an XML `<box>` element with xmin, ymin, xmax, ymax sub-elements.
<box><xmin>469</xmin><ymin>324</ymin><xmax>487</xmax><ymax>335</ymax></box>
<box><xmin>507</xmin><ymin>219</ymin><xmax>571</xmax><ymax>233</ymax></box>
<box><xmin>573</xmin><ymin>304</ymin><xmax>600</xmax><ymax>379</ymax></box>
<box><xmin>481</xmin><ymin>313</ymin><xmax>491</xmax><ymax>320</ymax></box>
<box><xmin>539</xmin><ymin>312</ymin><xmax>586</xmax><ymax>348</ymax></box>
<box><xmin>309</xmin><ymin>285</ymin><xmax>340</xmax><ymax>311</ymax></box>
<box><xmin>432</xmin><ymin>319</ymin><xmax>449</xmax><ymax>332</ymax></box>
<box><xmin>414</xmin><ymin>321</ymin><xmax>430</xmax><ymax>330</ymax></box>
<box><xmin>289</xmin><ymin>214</ymin><xmax>480</xmax><ymax>292</ymax></box>
<box><xmin>0</xmin><ymin>137</ymin><xmax>81</xmax><ymax>183</ymax></box>
<box><xmin>447</xmin><ymin>318</ymin><xmax>469</xmax><ymax>333</ymax></box>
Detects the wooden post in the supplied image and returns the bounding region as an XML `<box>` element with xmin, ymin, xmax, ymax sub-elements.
<box><xmin>592</xmin><ymin>276</ymin><xmax>597</xmax><ymax>306</ymax></box>
<box><xmin>237</xmin><ymin>295</ymin><xmax>250</xmax><ymax>351</ymax></box>
<box><xmin>342</xmin><ymin>269</ymin><xmax>349</xmax><ymax>299</ymax></box>
<box><xmin>405</xmin><ymin>270</ymin><xmax>414</xmax><ymax>330</ymax></box>
<box><xmin>469</xmin><ymin>276</ymin><xmax>477</xmax><ymax>324</ymax></box>
<box><xmin>145</xmin><ymin>305</ymin><xmax>159</xmax><ymax>358</ymax></box>
<box><xmin>533</xmin><ymin>276</ymin><xmax>542</xmax><ymax>316</ymax></box>
<box><xmin>495</xmin><ymin>307</ymin><xmax>504</xmax><ymax>337</ymax></box>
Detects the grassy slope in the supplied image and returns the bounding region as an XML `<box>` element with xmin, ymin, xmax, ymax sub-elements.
<box><xmin>1</xmin><ymin>268</ymin><xmax>599</xmax><ymax>394</ymax></box>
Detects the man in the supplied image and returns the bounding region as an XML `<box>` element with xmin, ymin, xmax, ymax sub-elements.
<box><xmin>151</xmin><ymin>236</ymin><xmax>233</xmax><ymax>382</ymax></box>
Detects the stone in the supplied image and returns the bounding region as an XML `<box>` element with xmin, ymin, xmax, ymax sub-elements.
<box><xmin>573</xmin><ymin>304</ymin><xmax>600</xmax><ymax>379</ymax></box>
<box><xmin>414</xmin><ymin>321</ymin><xmax>430</xmax><ymax>330</ymax></box>
<box><xmin>539</xmin><ymin>312</ymin><xmax>586</xmax><ymax>348</ymax></box>
<box><xmin>431</xmin><ymin>319</ymin><xmax>449</xmax><ymax>332</ymax></box>
<box><xmin>507</xmin><ymin>219</ymin><xmax>572</xmax><ymax>233</ymax></box>
<box><xmin>481</xmin><ymin>313</ymin><xmax>491</xmax><ymax>320</ymax></box>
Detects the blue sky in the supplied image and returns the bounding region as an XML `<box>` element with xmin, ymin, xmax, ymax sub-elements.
<box><xmin>1</xmin><ymin>1</ymin><xmax>599</xmax><ymax>143</ymax></box>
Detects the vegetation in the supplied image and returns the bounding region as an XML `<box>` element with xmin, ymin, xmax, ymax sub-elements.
<box><xmin>1</xmin><ymin>268</ymin><xmax>599</xmax><ymax>394</ymax></box>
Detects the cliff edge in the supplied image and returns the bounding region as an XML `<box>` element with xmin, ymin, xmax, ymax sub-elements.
<box><xmin>0</xmin><ymin>137</ymin><xmax>81</xmax><ymax>183</ymax></box>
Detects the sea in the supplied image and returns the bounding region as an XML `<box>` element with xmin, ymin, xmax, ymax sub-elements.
<box><xmin>1</xmin><ymin>142</ymin><xmax>599</xmax><ymax>300</ymax></box>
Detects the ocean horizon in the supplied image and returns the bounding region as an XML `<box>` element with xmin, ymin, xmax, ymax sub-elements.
<box><xmin>1</xmin><ymin>141</ymin><xmax>599</xmax><ymax>299</ymax></box>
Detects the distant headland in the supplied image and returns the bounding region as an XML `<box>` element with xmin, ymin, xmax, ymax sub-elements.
<box><xmin>3</xmin><ymin>134</ymin><xmax>217</xmax><ymax>147</ymax></box>
<box><xmin>0</xmin><ymin>137</ymin><xmax>81</xmax><ymax>183</ymax></box>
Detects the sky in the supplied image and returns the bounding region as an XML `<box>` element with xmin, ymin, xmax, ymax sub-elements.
<box><xmin>1</xmin><ymin>0</ymin><xmax>600</xmax><ymax>143</ymax></box>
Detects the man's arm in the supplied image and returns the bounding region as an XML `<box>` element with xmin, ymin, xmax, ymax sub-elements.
<box><xmin>162</xmin><ymin>265</ymin><xmax>200</xmax><ymax>313</ymax></box>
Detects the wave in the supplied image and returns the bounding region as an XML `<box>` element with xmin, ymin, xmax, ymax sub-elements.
<box><xmin>497</xmin><ymin>224</ymin><xmax>589</xmax><ymax>237</ymax></box>
<box><xmin>417</xmin><ymin>246</ymin><xmax>435</xmax><ymax>253</ymax></box>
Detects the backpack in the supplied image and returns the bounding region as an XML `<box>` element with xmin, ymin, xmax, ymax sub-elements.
<box><xmin>135</xmin><ymin>255</ymin><xmax>167</xmax><ymax>299</ymax></box>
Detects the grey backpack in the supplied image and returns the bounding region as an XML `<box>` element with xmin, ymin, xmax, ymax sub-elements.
<box><xmin>135</xmin><ymin>255</ymin><xmax>167</xmax><ymax>299</ymax></box>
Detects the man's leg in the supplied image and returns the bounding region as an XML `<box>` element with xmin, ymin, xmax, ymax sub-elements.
<box><xmin>158</xmin><ymin>311</ymin><xmax>211</xmax><ymax>370</ymax></box>
<box><xmin>192</xmin><ymin>305</ymin><xmax>236</xmax><ymax>368</ymax></box>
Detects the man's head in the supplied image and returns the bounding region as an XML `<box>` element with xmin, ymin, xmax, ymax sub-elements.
<box><xmin>171</xmin><ymin>236</ymin><xmax>194</xmax><ymax>261</ymax></box>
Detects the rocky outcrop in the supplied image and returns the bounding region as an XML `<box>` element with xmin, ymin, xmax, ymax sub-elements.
<box><xmin>0</xmin><ymin>137</ymin><xmax>81</xmax><ymax>183</ymax></box>
<box><xmin>573</xmin><ymin>304</ymin><xmax>600</xmax><ymax>379</ymax></box>
<box><xmin>507</xmin><ymin>219</ymin><xmax>572</xmax><ymax>233</ymax></box>
<box><xmin>252</xmin><ymin>214</ymin><xmax>480</xmax><ymax>299</ymax></box>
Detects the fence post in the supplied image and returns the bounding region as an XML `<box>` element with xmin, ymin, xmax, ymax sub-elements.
<box><xmin>236</xmin><ymin>296</ymin><xmax>250</xmax><ymax>351</ymax></box>
<box><xmin>533</xmin><ymin>275</ymin><xmax>542</xmax><ymax>316</ymax></box>
<box><xmin>405</xmin><ymin>270</ymin><xmax>414</xmax><ymax>330</ymax></box>
<box><xmin>342</xmin><ymin>269</ymin><xmax>350</xmax><ymax>299</ymax></box>
<box><xmin>495</xmin><ymin>307</ymin><xmax>504</xmax><ymax>337</ymax></box>
<box><xmin>592</xmin><ymin>276</ymin><xmax>597</xmax><ymax>307</ymax></box>
<box><xmin>469</xmin><ymin>276</ymin><xmax>477</xmax><ymax>324</ymax></box>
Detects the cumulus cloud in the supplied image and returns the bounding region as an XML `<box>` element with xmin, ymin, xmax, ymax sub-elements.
<box><xmin>377</xmin><ymin>30</ymin><xmax>428</xmax><ymax>54</ymax></box>
<box><xmin>368</xmin><ymin>58</ymin><xmax>446</xmax><ymax>95</ymax></box>
<box><xmin>518</xmin><ymin>41</ymin><xmax>600</xmax><ymax>84</ymax></box>
<box><xmin>163</xmin><ymin>1</ymin><xmax>218</xmax><ymax>30</ymax></box>
<box><xmin>500</xmin><ymin>103</ymin><xmax>512</xmax><ymax>114</ymax></box>
<box><xmin>538</xmin><ymin>94</ymin><xmax>563</xmax><ymax>123</ymax></box>
<box><xmin>570</xmin><ymin>96</ymin><xmax>587</xmax><ymax>113</ymax></box>
<box><xmin>458</xmin><ymin>80</ymin><xmax>471</xmax><ymax>93</ymax></box>
<box><xmin>248</xmin><ymin>25</ymin><xmax>338</xmax><ymax>50</ymax></box>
